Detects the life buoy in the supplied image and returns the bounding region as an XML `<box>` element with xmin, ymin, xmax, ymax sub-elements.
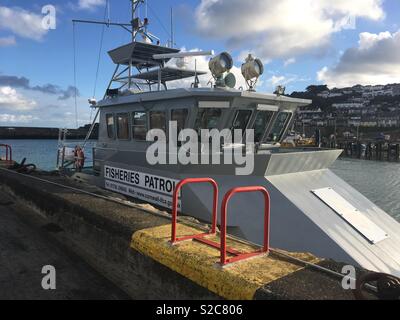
<box><xmin>74</xmin><ymin>146</ymin><xmax>85</xmax><ymax>171</ymax></box>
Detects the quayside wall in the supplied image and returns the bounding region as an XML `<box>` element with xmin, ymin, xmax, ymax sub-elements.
<box><xmin>0</xmin><ymin>125</ymin><xmax>98</xmax><ymax>140</ymax></box>
<box><xmin>0</xmin><ymin>168</ymin><xmax>357</xmax><ymax>300</ymax></box>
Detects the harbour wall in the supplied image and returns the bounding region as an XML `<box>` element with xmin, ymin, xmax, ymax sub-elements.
<box><xmin>0</xmin><ymin>168</ymin><xmax>357</xmax><ymax>300</ymax></box>
<box><xmin>0</xmin><ymin>125</ymin><xmax>98</xmax><ymax>140</ymax></box>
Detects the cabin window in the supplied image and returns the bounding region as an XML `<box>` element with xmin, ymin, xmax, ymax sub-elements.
<box><xmin>117</xmin><ymin>113</ymin><xmax>130</xmax><ymax>140</ymax></box>
<box><xmin>231</xmin><ymin>110</ymin><xmax>252</xmax><ymax>134</ymax></box>
<box><xmin>106</xmin><ymin>114</ymin><xmax>115</xmax><ymax>139</ymax></box>
<box><xmin>195</xmin><ymin>109</ymin><xmax>222</xmax><ymax>132</ymax></box>
<box><xmin>132</xmin><ymin>111</ymin><xmax>147</xmax><ymax>141</ymax></box>
<box><xmin>267</xmin><ymin>112</ymin><xmax>292</xmax><ymax>143</ymax></box>
<box><xmin>253</xmin><ymin>111</ymin><xmax>274</xmax><ymax>143</ymax></box>
<box><xmin>150</xmin><ymin>111</ymin><xmax>167</xmax><ymax>133</ymax></box>
<box><xmin>171</xmin><ymin>109</ymin><xmax>188</xmax><ymax>135</ymax></box>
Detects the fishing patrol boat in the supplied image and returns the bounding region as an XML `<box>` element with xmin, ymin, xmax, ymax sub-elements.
<box><xmin>58</xmin><ymin>0</ymin><xmax>400</xmax><ymax>277</ymax></box>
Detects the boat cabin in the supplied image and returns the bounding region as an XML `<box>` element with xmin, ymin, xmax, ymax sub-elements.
<box><xmin>96</xmin><ymin>88</ymin><xmax>310</xmax><ymax>149</ymax></box>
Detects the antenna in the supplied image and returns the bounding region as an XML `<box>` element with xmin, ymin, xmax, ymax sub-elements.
<box><xmin>72</xmin><ymin>0</ymin><xmax>148</xmax><ymax>43</ymax></box>
<box><xmin>107</xmin><ymin>0</ymin><xmax>110</xmax><ymax>25</ymax></box>
<box><xmin>131</xmin><ymin>0</ymin><xmax>135</xmax><ymax>41</ymax></box>
<box><xmin>144</xmin><ymin>0</ymin><xmax>148</xmax><ymax>34</ymax></box>
<box><xmin>193</xmin><ymin>59</ymin><xmax>200</xmax><ymax>88</ymax></box>
<box><xmin>170</xmin><ymin>7</ymin><xmax>174</xmax><ymax>48</ymax></box>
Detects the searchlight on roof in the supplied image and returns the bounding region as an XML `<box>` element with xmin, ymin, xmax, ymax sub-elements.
<box><xmin>241</xmin><ymin>54</ymin><xmax>264</xmax><ymax>91</ymax></box>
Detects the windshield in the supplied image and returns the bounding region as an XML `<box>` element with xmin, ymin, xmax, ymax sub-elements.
<box><xmin>253</xmin><ymin>111</ymin><xmax>274</xmax><ymax>143</ymax></box>
<box><xmin>267</xmin><ymin>112</ymin><xmax>292</xmax><ymax>143</ymax></box>
<box><xmin>195</xmin><ymin>109</ymin><xmax>222</xmax><ymax>132</ymax></box>
<box><xmin>232</xmin><ymin>110</ymin><xmax>252</xmax><ymax>134</ymax></box>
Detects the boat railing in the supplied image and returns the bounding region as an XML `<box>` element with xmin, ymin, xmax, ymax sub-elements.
<box><xmin>0</xmin><ymin>144</ymin><xmax>12</xmax><ymax>162</ymax></box>
<box><xmin>56</xmin><ymin>145</ymin><xmax>95</xmax><ymax>171</ymax></box>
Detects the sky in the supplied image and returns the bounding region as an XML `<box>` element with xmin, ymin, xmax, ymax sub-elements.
<box><xmin>0</xmin><ymin>0</ymin><xmax>400</xmax><ymax>128</ymax></box>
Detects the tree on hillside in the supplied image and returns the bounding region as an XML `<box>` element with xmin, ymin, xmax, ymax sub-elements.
<box><xmin>306</xmin><ymin>85</ymin><xmax>328</xmax><ymax>95</ymax></box>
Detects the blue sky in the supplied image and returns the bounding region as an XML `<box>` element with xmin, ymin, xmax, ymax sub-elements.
<box><xmin>0</xmin><ymin>0</ymin><xmax>399</xmax><ymax>127</ymax></box>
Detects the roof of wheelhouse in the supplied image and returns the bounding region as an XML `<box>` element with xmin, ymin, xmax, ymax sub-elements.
<box><xmin>97</xmin><ymin>87</ymin><xmax>312</xmax><ymax>110</ymax></box>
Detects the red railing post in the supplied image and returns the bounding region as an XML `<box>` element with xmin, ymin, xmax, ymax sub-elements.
<box><xmin>220</xmin><ymin>186</ymin><xmax>270</xmax><ymax>265</ymax></box>
<box><xmin>0</xmin><ymin>144</ymin><xmax>12</xmax><ymax>162</ymax></box>
<box><xmin>171</xmin><ymin>178</ymin><xmax>218</xmax><ymax>244</ymax></box>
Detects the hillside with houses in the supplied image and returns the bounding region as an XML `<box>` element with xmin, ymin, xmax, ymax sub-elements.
<box><xmin>290</xmin><ymin>84</ymin><xmax>400</xmax><ymax>139</ymax></box>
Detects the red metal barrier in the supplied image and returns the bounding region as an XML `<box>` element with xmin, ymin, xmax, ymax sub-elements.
<box><xmin>0</xmin><ymin>144</ymin><xmax>12</xmax><ymax>162</ymax></box>
<box><xmin>220</xmin><ymin>186</ymin><xmax>270</xmax><ymax>265</ymax></box>
<box><xmin>171</xmin><ymin>178</ymin><xmax>218</xmax><ymax>244</ymax></box>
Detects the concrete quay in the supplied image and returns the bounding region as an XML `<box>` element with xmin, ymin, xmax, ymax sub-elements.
<box><xmin>0</xmin><ymin>167</ymin><xmax>360</xmax><ymax>300</ymax></box>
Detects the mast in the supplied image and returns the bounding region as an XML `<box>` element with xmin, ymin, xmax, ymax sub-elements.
<box><xmin>132</xmin><ymin>0</ymin><xmax>135</xmax><ymax>42</ymax></box>
<box><xmin>76</xmin><ymin>0</ymin><xmax>213</xmax><ymax>148</ymax></box>
<box><xmin>170</xmin><ymin>7</ymin><xmax>174</xmax><ymax>48</ymax></box>
<box><xmin>131</xmin><ymin>0</ymin><xmax>143</xmax><ymax>42</ymax></box>
<box><xmin>73</xmin><ymin>0</ymin><xmax>146</xmax><ymax>44</ymax></box>
<box><xmin>76</xmin><ymin>0</ymin><xmax>143</xmax><ymax>146</ymax></box>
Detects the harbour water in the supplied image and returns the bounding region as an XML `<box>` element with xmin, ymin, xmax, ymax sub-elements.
<box><xmin>2</xmin><ymin>139</ymin><xmax>399</xmax><ymax>222</ymax></box>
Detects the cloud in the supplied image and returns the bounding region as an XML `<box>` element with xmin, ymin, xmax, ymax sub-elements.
<box><xmin>317</xmin><ymin>30</ymin><xmax>400</xmax><ymax>88</ymax></box>
<box><xmin>0</xmin><ymin>36</ymin><xmax>16</xmax><ymax>47</ymax></box>
<box><xmin>0</xmin><ymin>86</ymin><xmax>37</xmax><ymax>111</ymax></box>
<box><xmin>77</xmin><ymin>0</ymin><xmax>106</xmax><ymax>10</ymax></box>
<box><xmin>269</xmin><ymin>76</ymin><xmax>286</xmax><ymax>87</ymax></box>
<box><xmin>0</xmin><ymin>74</ymin><xmax>80</xmax><ymax>100</ymax></box>
<box><xmin>0</xmin><ymin>91</ymin><xmax>91</xmax><ymax>128</ymax></box>
<box><xmin>195</xmin><ymin>0</ymin><xmax>384</xmax><ymax>60</ymax></box>
<box><xmin>57</xmin><ymin>86</ymin><xmax>80</xmax><ymax>101</ymax></box>
<box><xmin>0</xmin><ymin>113</ymin><xmax>39</xmax><ymax>123</ymax></box>
<box><xmin>0</xmin><ymin>73</ymin><xmax>87</xmax><ymax>128</ymax></box>
<box><xmin>0</xmin><ymin>6</ymin><xmax>48</xmax><ymax>41</ymax></box>
<box><xmin>284</xmin><ymin>58</ymin><xmax>296</xmax><ymax>67</ymax></box>
<box><xmin>268</xmin><ymin>74</ymin><xmax>308</xmax><ymax>87</ymax></box>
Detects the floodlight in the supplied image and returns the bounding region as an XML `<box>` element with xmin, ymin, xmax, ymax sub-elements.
<box><xmin>224</xmin><ymin>72</ymin><xmax>237</xmax><ymax>89</ymax></box>
<box><xmin>241</xmin><ymin>54</ymin><xmax>264</xmax><ymax>91</ymax></box>
<box><xmin>209</xmin><ymin>52</ymin><xmax>233</xmax><ymax>78</ymax></box>
<box><xmin>241</xmin><ymin>54</ymin><xmax>264</xmax><ymax>81</ymax></box>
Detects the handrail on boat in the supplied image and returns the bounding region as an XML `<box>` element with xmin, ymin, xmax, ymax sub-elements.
<box><xmin>220</xmin><ymin>186</ymin><xmax>271</xmax><ymax>265</ymax></box>
<box><xmin>171</xmin><ymin>178</ymin><xmax>219</xmax><ymax>244</ymax></box>
<box><xmin>0</xmin><ymin>144</ymin><xmax>12</xmax><ymax>162</ymax></box>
